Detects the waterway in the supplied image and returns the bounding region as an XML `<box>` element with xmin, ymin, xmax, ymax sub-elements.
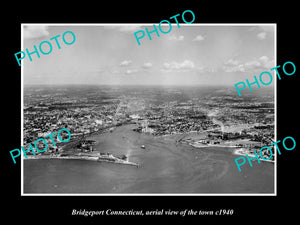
<box><xmin>23</xmin><ymin>124</ymin><xmax>274</xmax><ymax>194</ymax></box>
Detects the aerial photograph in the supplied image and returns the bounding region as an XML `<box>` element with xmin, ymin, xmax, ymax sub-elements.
<box><xmin>22</xmin><ymin>24</ymin><xmax>275</xmax><ymax>194</ymax></box>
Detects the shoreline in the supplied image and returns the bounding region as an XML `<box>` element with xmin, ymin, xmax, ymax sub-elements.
<box><xmin>189</xmin><ymin>142</ymin><xmax>275</xmax><ymax>163</ymax></box>
<box><xmin>24</xmin><ymin>124</ymin><xmax>275</xmax><ymax>194</ymax></box>
<box><xmin>233</xmin><ymin>148</ymin><xmax>274</xmax><ymax>163</ymax></box>
<box><xmin>189</xmin><ymin>143</ymin><xmax>238</xmax><ymax>148</ymax></box>
<box><xmin>24</xmin><ymin>154</ymin><xmax>140</xmax><ymax>167</ymax></box>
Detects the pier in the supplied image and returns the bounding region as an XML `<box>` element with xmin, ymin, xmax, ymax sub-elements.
<box><xmin>25</xmin><ymin>153</ymin><xmax>140</xmax><ymax>167</ymax></box>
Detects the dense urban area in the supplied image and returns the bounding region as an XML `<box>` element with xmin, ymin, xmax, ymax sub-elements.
<box><xmin>23</xmin><ymin>85</ymin><xmax>275</xmax><ymax>161</ymax></box>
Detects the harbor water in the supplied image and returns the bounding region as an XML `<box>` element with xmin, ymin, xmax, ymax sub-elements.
<box><xmin>24</xmin><ymin>124</ymin><xmax>274</xmax><ymax>194</ymax></box>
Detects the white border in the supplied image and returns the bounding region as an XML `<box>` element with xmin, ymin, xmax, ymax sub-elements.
<box><xmin>21</xmin><ymin>23</ymin><xmax>24</xmax><ymax>195</ymax></box>
<box><xmin>21</xmin><ymin>23</ymin><xmax>277</xmax><ymax>196</ymax></box>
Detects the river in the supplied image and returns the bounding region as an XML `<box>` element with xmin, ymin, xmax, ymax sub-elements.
<box><xmin>23</xmin><ymin>124</ymin><xmax>274</xmax><ymax>194</ymax></box>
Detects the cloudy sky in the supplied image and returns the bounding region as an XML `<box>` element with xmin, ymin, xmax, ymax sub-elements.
<box><xmin>22</xmin><ymin>24</ymin><xmax>275</xmax><ymax>86</ymax></box>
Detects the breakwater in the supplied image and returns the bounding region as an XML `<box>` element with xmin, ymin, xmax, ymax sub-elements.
<box><xmin>25</xmin><ymin>154</ymin><xmax>139</xmax><ymax>167</ymax></box>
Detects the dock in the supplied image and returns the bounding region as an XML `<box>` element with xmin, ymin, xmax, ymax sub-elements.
<box><xmin>25</xmin><ymin>154</ymin><xmax>140</xmax><ymax>167</ymax></box>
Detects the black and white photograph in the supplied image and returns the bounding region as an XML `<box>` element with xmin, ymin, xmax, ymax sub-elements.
<box><xmin>4</xmin><ymin>5</ymin><xmax>298</xmax><ymax>224</ymax></box>
<box><xmin>21</xmin><ymin>24</ymin><xmax>276</xmax><ymax>195</ymax></box>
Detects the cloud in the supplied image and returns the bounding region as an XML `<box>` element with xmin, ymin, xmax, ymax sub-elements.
<box><xmin>257</xmin><ymin>32</ymin><xmax>267</xmax><ymax>40</ymax></box>
<box><xmin>119</xmin><ymin>26</ymin><xmax>143</xmax><ymax>32</ymax></box>
<box><xmin>250</xmin><ymin>25</ymin><xmax>274</xmax><ymax>40</ymax></box>
<box><xmin>163</xmin><ymin>60</ymin><xmax>195</xmax><ymax>72</ymax></box>
<box><xmin>244</xmin><ymin>56</ymin><xmax>274</xmax><ymax>69</ymax></box>
<box><xmin>142</xmin><ymin>62</ymin><xmax>152</xmax><ymax>69</ymax></box>
<box><xmin>259</xmin><ymin>25</ymin><xmax>274</xmax><ymax>32</ymax></box>
<box><xmin>223</xmin><ymin>56</ymin><xmax>274</xmax><ymax>72</ymax></box>
<box><xmin>125</xmin><ymin>69</ymin><xmax>138</xmax><ymax>75</ymax></box>
<box><xmin>258</xmin><ymin>56</ymin><xmax>275</xmax><ymax>68</ymax></box>
<box><xmin>193</xmin><ymin>35</ymin><xmax>205</xmax><ymax>41</ymax></box>
<box><xmin>119</xmin><ymin>61</ymin><xmax>152</xmax><ymax>75</ymax></box>
<box><xmin>120</xmin><ymin>60</ymin><xmax>132</xmax><ymax>67</ymax></box>
<box><xmin>244</xmin><ymin>60</ymin><xmax>261</xmax><ymax>68</ymax></box>
<box><xmin>258</xmin><ymin>56</ymin><xmax>269</xmax><ymax>65</ymax></box>
<box><xmin>249</xmin><ymin>25</ymin><xmax>275</xmax><ymax>33</ymax></box>
<box><xmin>223</xmin><ymin>64</ymin><xmax>245</xmax><ymax>73</ymax></box>
<box><xmin>23</xmin><ymin>25</ymin><xmax>49</xmax><ymax>39</ymax></box>
<box><xmin>248</xmin><ymin>25</ymin><xmax>274</xmax><ymax>40</ymax></box>
<box><xmin>223</xmin><ymin>59</ymin><xmax>244</xmax><ymax>72</ymax></box>
<box><xmin>168</xmin><ymin>35</ymin><xmax>184</xmax><ymax>41</ymax></box>
<box><xmin>224</xmin><ymin>59</ymin><xmax>239</xmax><ymax>66</ymax></box>
<box><xmin>104</xmin><ymin>25</ymin><xmax>142</xmax><ymax>32</ymax></box>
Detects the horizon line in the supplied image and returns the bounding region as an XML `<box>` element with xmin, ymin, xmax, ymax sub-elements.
<box><xmin>23</xmin><ymin>83</ymin><xmax>240</xmax><ymax>87</ymax></box>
